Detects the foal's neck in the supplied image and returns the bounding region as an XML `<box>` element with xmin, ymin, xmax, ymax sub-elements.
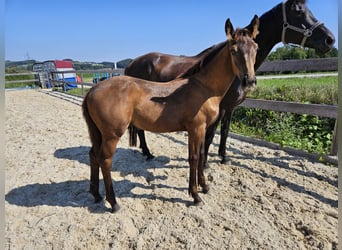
<box><xmin>193</xmin><ymin>44</ymin><xmax>235</xmax><ymax>96</ymax></box>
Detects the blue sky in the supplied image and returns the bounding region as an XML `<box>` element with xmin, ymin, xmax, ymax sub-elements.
<box><xmin>5</xmin><ymin>0</ymin><xmax>338</xmax><ymax>62</ymax></box>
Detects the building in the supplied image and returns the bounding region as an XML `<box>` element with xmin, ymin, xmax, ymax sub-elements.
<box><xmin>33</xmin><ymin>60</ymin><xmax>78</xmax><ymax>89</ymax></box>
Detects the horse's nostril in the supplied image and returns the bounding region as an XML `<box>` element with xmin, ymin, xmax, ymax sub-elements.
<box><xmin>325</xmin><ymin>36</ymin><xmax>335</xmax><ymax>46</ymax></box>
<box><xmin>243</xmin><ymin>75</ymin><xmax>257</xmax><ymax>86</ymax></box>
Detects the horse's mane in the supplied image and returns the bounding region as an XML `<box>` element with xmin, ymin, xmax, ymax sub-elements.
<box><xmin>178</xmin><ymin>41</ymin><xmax>227</xmax><ymax>78</ymax></box>
<box><xmin>194</xmin><ymin>43</ymin><xmax>222</xmax><ymax>57</ymax></box>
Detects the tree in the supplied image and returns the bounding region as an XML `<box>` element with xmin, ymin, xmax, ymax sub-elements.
<box><xmin>117</xmin><ymin>59</ymin><xmax>133</xmax><ymax>68</ymax></box>
<box><xmin>267</xmin><ymin>45</ymin><xmax>338</xmax><ymax>61</ymax></box>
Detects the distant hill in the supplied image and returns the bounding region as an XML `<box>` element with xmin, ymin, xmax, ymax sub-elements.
<box><xmin>5</xmin><ymin>60</ymin><xmax>37</xmax><ymax>73</ymax></box>
<box><xmin>5</xmin><ymin>58</ymin><xmax>133</xmax><ymax>73</ymax></box>
<box><xmin>117</xmin><ymin>59</ymin><xmax>133</xmax><ymax>68</ymax></box>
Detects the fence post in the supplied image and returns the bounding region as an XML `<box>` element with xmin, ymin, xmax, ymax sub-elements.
<box><xmin>330</xmin><ymin>120</ymin><xmax>338</xmax><ymax>155</ymax></box>
<box><xmin>62</xmin><ymin>72</ymin><xmax>66</xmax><ymax>93</ymax></box>
<box><xmin>81</xmin><ymin>83</ymin><xmax>84</xmax><ymax>97</ymax></box>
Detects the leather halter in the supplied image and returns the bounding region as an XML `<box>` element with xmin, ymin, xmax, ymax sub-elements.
<box><xmin>281</xmin><ymin>0</ymin><xmax>323</xmax><ymax>47</ymax></box>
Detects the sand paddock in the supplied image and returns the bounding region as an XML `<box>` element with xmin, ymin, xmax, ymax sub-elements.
<box><xmin>5</xmin><ymin>89</ymin><xmax>337</xmax><ymax>249</ymax></box>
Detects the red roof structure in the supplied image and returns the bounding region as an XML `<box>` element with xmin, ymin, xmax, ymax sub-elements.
<box><xmin>54</xmin><ymin>60</ymin><xmax>73</xmax><ymax>69</ymax></box>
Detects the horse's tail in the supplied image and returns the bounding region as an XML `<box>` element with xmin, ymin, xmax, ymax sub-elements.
<box><xmin>82</xmin><ymin>93</ymin><xmax>101</xmax><ymax>150</ymax></box>
<box><xmin>128</xmin><ymin>124</ymin><xmax>138</xmax><ymax>147</ymax></box>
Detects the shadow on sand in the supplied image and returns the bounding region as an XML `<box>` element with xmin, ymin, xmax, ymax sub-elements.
<box><xmin>6</xmin><ymin>146</ymin><xmax>190</xmax><ymax>213</ymax></box>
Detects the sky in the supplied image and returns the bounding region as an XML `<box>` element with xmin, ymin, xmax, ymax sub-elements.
<box><xmin>5</xmin><ymin>0</ymin><xmax>338</xmax><ymax>63</ymax></box>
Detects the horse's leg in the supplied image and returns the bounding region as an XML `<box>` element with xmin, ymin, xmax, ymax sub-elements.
<box><xmin>198</xmin><ymin>142</ymin><xmax>209</xmax><ymax>194</ymax></box>
<box><xmin>138</xmin><ymin>129</ymin><xmax>155</xmax><ymax>160</ymax></box>
<box><xmin>204</xmin><ymin>110</ymin><xmax>225</xmax><ymax>168</ymax></box>
<box><xmin>218</xmin><ymin>109</ymin><xmax>233</xmax><ymax>164</ymax></box>
<box><xmin>89</xmin><ymin>147</ymin><xmax>102</xmax><ymax>202</ymax></box>
<box><xmin>188</xmin><ymin>125</ymin><xmax>206</xmax><ymax>205</ymax></box>
<box><xmin>99</xmin><ymin>137</ymin><xmax>121</xmax><ymax>213</ymax></box>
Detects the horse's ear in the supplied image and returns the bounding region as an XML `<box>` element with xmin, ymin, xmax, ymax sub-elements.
<box><xmin>246</xmin><ymin>15</ymin><xmax>259</xmax><ymax>39</ymax></box>
<box><xmin>287</xmin><ymin>0</ymin><xmax>305</xmax><ymax>4</ymax></box>
<box><xmin>225</xmin><ymin>18</ymin><xmax>234</xmax><ymax>40</ymax></box>
<box><xmin>287</xmin><ymin>0</ymin><xmax>305</xmax><ymax>8</ymax></box>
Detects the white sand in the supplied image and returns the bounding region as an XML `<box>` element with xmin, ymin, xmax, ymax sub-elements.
<box><xmin>5</xmin><ymin>89</ymin><xmax>337</xmax><ymax>249</ymax></box>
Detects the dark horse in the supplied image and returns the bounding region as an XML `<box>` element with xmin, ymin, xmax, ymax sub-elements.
<box><xmin>83</xmin><ymin>16</ymin><xmax>259</xmax><ymax>212</ymax></box>
<box><xmin>125</xmin><ymin>0</ymin><xmax>335</xmax><ymax>164</ymax></box>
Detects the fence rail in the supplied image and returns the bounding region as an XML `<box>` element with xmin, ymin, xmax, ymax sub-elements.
<box><xmin>238</xmin><ymin>98</ymin><xmax>338</xmax><ymax>156</ymax></box>
<box><xmin>239</xmin><ymin>98</ymin><xmax>338</xmax><ymax>118</ymax></box>
<box><xmin>6</xmin><ymin>79</ymin><xmax>40</xmax><ymax>84</ymax></box>
<box><xmin>5</xmin><ymin>72</ymin><xmax>40</xmax><ymax>86</ymax></box>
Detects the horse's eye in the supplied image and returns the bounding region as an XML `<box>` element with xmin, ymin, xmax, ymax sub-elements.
<box><xmin>298</xmin><ymin>10</ymin><xmax>305</xmax><ymax>16</ymax></box>
<box><xmin>230</xmin><ymin>49</ymin><xmax>237</xmax><ymax>55</ymax></box>
<box><xmin>294</xmin><ymin>4</ymin><xmax>305</xmax><ymax>16</ymax></box>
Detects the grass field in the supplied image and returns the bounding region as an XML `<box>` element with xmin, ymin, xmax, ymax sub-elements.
<box><xmin>250</xmin><ymin>75</ymin><xmax>338</xmax><ymax>105</ymax></box>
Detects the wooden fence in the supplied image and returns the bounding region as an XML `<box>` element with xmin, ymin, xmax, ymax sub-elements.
<box><xmin>238</xmin><ymin>98</ymin><xmax>338</xmax><ymax>156</ymax></box>
<box><xmin>5</xmin><ymin>72</ymin><xmax>40</xmax><ymax>86</ymax></box>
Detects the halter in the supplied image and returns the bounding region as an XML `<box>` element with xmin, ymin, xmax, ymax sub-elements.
<box><xmin>281</xmin><ymin>0</ymin><xmax>323</xmax><ymax>47</ymax></box>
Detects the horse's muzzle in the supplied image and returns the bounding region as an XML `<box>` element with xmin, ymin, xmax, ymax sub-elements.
<box><xmin>243</xmin><ymin>75</ymin><xmax>257</xmax><ymax>91</ymax></box>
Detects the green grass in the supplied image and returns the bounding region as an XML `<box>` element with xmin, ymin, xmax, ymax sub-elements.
<box><xmin>62</xmin><ymin>87</ymin><xmax>90</xmax><ymax>96</ymax></box>
<box><xmin>250</xmin><ymin>76</ymin><xmax>338</xmax><ymax>104</ymax></box>
<box><xmin>5</xmin><ymin>73</ymin><xmax>37</xmax><ymax>89</ymax></box>
<box><xmin>5</xmin><ymin>82</ymin><xmax>38</xmax><ymax>89</ymax></box>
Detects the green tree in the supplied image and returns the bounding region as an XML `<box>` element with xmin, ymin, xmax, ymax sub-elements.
<box><xmin>268</xmin><ymin>45</ymin><xmax>338</xmax><ymax>61</ymax></box>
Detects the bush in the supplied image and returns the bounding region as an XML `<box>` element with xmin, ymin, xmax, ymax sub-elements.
<box><xmin>231</xmin><ymin>108</ymin><xmax>335</xmax><ymax>154</ymax></box>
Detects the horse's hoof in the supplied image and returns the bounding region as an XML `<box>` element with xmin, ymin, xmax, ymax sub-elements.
<box><xmin>204</xmin><ymin>162</ymin><xmax>210</xmax><ymax>169</ymax></box>
<box><xmin>194</xmin><ymin>200</ymin><xmax>203</xmax><ymax>206</ymax></box>
<box><xmin>202</xmin><ymin>185</ymin><xmax>210</xmax><ymax>194</ymax></box>
<box><xmin>94</xmin><ymin>195</ymin><xmax>103</xmax><ymax>203</ymax></box>
<box><xmin>220</xmin><ymin>157</ymin><xmax>228</xmax><ymax>164</ymax></box>
<box><xmin>111</xmin><ymin>204</ymin><xmax>121</xmax><ymax>213</ymax></box>
<box><xmin>194</xmin><ymin>196</ymin><xmax>203</xmax><ymax>206</ymax></box>
<box><xmin>146</xmin><ymin>155</ymin><xmax>155</xmax><ymax>161</ymax></box>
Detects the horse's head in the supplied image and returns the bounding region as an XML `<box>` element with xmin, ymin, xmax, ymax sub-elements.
<box><xmin>226</xmin><ymin>15</ymin><xmax>259</xmax><ymax>91</ymax></box>
<box><xmin>281</xmin><ymin>0</ymin><xmax>335</xmax><ymax>55</ymax></box>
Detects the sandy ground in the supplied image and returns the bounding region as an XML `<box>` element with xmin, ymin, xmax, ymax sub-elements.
<box><xmin>5</xmin><ymin>89</ymin><xmax>338</xmax><ymax>249</ymax></box>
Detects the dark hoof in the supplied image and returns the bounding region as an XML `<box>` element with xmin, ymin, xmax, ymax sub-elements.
<box><xmin>194</xmin><ymin>200</ymin><xmax>203</xmax><ymax>206</ymax></box>
<box><xmin>194</xmin><ymin>196</ymin><xmax>203</xmax><ymax>206</ymax></box>
<box><xmin>111</xmin><ymin>203</ymin><xmax>121</xmax><ymax>213</ymax></box>
<box><xmin>202</xmin><ymin>185</ymin><xmax>210</xmax><ymax>194</ymax></box>
<box><xmin>146</xmin><ymin>155</ymin><xmax>155</xmax><ymax>161</ymax></box>
<box><xmin>204</xmin><ymin>162</ymin><xmax>210</xmax><ymax>169</ymax></box>
<box><xmin>220</xmin><ymin>157</ymin><xmax>228</xmax><ymax>164</ymax></box>
<box><xmin>93</xmin><ymin>194</ymin><xmax>103</xmax><ymax>203</ymax></box>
